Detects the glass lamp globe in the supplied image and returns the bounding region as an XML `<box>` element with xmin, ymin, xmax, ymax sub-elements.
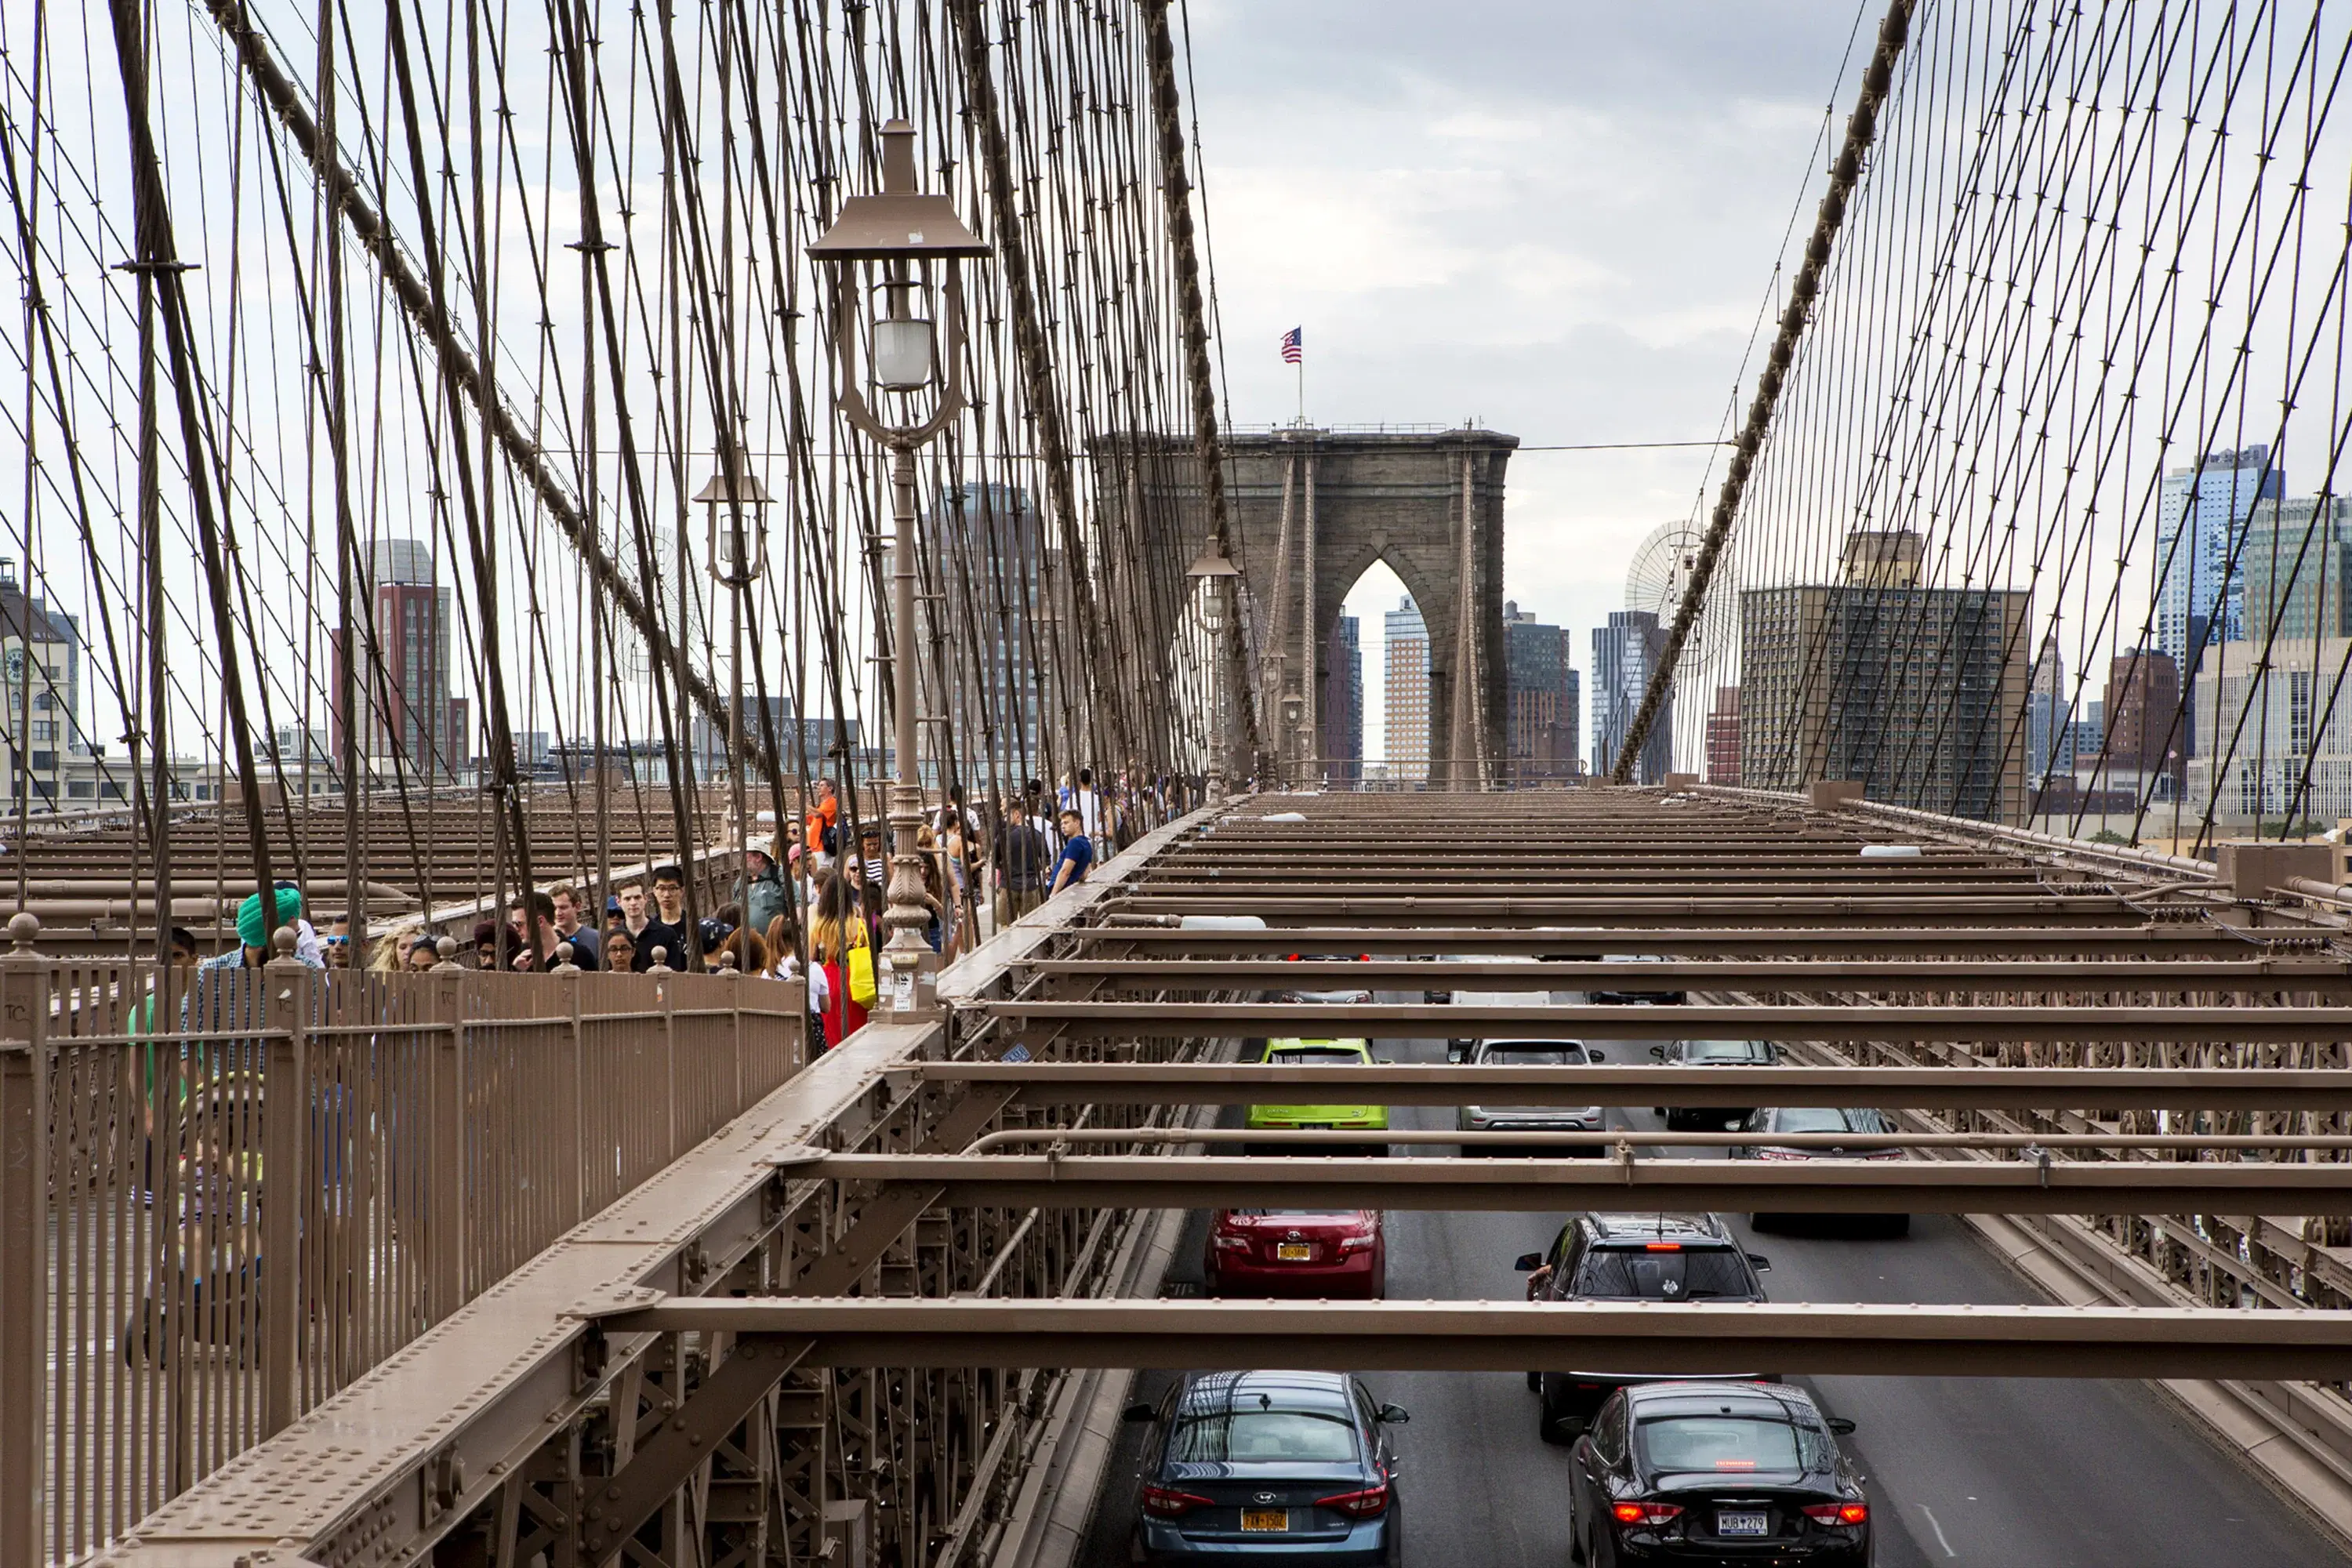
<box><xmin>874</xmin><ymin>318</ymin><xmax>936</xmax><ymax>390</ymax></box>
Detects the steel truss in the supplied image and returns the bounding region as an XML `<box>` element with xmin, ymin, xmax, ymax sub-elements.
<box><xmin>78</xmin><ymin>787</ymin><xmax>2352</xmax><ymax>1568</ymax></box>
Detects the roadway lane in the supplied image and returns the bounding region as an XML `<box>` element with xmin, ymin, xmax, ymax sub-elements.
<box><xmin>1078</xmin><ymin>1022</ymin><xmax>2349</xmax><ymax>1566</ymax></box>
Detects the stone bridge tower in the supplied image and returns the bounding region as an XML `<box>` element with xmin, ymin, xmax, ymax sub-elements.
<box><xmin>1222</xmin><ymin>428</ymin><xmax>1513</xmax><ymax>784</ymax></box>
<box><xmin>1094</xmin><ymin>426</ymin><xmax>1515</xmax><ymax>785</ymax></box>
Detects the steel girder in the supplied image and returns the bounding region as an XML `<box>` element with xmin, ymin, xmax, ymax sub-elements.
<box><xmin>1013</xmin><ymin>956</ymin><xmax>2352</xmax><ymax>994</ymax></box>
<box><xmin>979</xmin><ymin>1000</ymin><xmax>2352</xmax><ymax>1044</ymax></box>
<box><xmin>783</xmin><ymin>1152</ymin><xmax>2352</xmax><ymax>1215</ymax></box>
<box><xmin>917</xmin><ymin>1062</ymin><xmax>2352</xmax><ymax>1111</ymax></box>
<box><xmin>589</xmin><ymin>1299</ymin><xmax>2352</xmax><ymax>1382</ymax></box>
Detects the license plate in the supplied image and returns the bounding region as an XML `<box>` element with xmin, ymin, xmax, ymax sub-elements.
<box><xmin>1717</xmin><ymin>1511</ymin><xmax>1769</xmax><ymax>1537</ymax></box>
<box><xmin>1276</xmin><ymin>1242</ymin><xmax>1312</xmax><ymax>1261</ymax></box>
<box><xmin>1241</xmin><ymin>1509</ymin><xmax>1288</xmax><ymax>1532</ymax></box>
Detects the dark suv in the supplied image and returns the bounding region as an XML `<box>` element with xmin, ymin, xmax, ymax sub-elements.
<box><xmin>1514</xmin><ymin>1212</ymin><xmax>1773</xmax><ymax>1443</ymax></box>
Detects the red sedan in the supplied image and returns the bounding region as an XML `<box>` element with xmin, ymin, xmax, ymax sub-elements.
<box><xmin>1204</xmin><ymin>1208</ymin><xmax>1385</xmax><ymax>1299</ymax></box>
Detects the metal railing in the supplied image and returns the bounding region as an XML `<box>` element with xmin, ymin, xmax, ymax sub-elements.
<box><xmin>0</xmin><ymin>916</ymin><xmax>804</xmax><ymax>1566</ymax></box>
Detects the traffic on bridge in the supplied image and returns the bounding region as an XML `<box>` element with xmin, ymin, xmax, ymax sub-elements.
<box><xmin>9</xmin><ymin>2</ymin><xmax>2352</xmax><ymax>1567</ymax></box>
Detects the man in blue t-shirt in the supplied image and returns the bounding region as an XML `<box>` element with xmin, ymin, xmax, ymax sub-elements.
<box><xmin>1049</xmin><ymin>808</ymin><xmax>1094</xmax><ymax>896</ymax></box>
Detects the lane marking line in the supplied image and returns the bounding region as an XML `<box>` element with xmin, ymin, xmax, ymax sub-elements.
<box><xmin>1917</xmin><ymin>1504</ymin><xmax>1958</xmax><ymax>1559</ymax></box>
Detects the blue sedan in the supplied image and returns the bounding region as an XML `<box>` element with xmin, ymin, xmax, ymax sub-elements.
<box><xmin>1123</xmin><ymin>1369</ymin><xmax>1408</xmax><ymax>1565</ymax></box>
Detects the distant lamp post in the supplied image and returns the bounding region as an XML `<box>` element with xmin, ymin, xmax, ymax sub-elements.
<box><xmin>1187</xmin><ymin>543</ymin><xmax>1240</xmax><ymax>804</ymax></box>
<box><xmin>808</xmin><ymin>118</ymin><xmax>988</xmax><ymax>1011</ymax></box>
<box><xmin>694</xmin><ymin>463</ymin><xmax>771</xmax><ymax>874</ymax></box>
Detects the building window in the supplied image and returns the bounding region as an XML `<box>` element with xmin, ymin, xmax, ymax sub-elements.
<box><xmin>67</xmin><ymin>780</ymin><xmax>94</xmax><ymax>798</ymax></box>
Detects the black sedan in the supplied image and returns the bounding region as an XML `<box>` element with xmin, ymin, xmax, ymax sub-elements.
<box><xmin>1570</xmin><ymin>1381</ymin><xmax>1870</xmax><ymax>1566</ymax></box>
<box><xmin>1123</xmin><ymin>1369</ymin><xmax>1407</xmax><ymax>1565</ymax></box>
<box><xmin>1646</xmin><ymin>1038</ymin><xmax>1780</xmax><ymax>1130</ymax></box>
<box><xmin>1732</xmin><ymin>1106</ymin><xmax>1909</xmax><ymax>1237</ymax></box>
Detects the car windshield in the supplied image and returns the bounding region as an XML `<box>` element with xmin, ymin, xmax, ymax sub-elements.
<box><xmin>1768</xmin><ymin>1107</ymin><xmax>1886</xmax><ymax>1134</ymax></box>
<box><xmin>1167</xmin><ymin>1409</ymin><xmax>1359</xmax><ymax>1464</ymax></box>
<box><xmin>1681</xmin><ymin>1040</ymin><xmax>1762</xmax><ymax>1062</ymax></box>
<box><xmin>1635</xmin><ymin>1414</ymin><xmax>1833</xmax><ymax>1474</ymax></box>
<box><xmin>1265</xmin><ymin>1048</ymin><xmax>1362</xmax><ymax>1066</ymax></box>
<box><xmin>1481</xmin><ymin>1044</ymin><xmax>1588</xmax><ymax>1065</ymax></box>
<box><xmin>1573</xmin><ymin>1247</ymin><xmax>1753</xmax><ymax>1300</ymax></box>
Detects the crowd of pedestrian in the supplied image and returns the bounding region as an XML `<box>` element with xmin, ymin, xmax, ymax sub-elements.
<box><xmin>173</xmin><ymin>767</ymin><xmax>1190</xmax><ymax>1054</ymax></box>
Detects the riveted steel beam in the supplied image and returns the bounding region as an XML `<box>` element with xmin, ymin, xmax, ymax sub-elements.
<box><xmin>589</xmin><ymin>1298</ymin><xmax>2352</xmax><ymax>1382</ymax></box>
<box><xmin>918</xmin><ymin>1062</ymin><xmax>2352</xmax><ymax>1112</ymax></box>
<box><xmin>1054</xmin><ymin>926</ymin><xmax>2299</xmax><ymax>958</ymax></box>
<box><xmin>1011</xmin><ymin>957</ymin><xmax>2352</xmax><ymax>995</ymax></box>
<box><xmin>977</xmin><ymin>1000</ymin><xmax>2352</xmax><ymax>1045</ymax></box>
<box><xmin>788</xmin><ymin>1152</ymin><xmax>2352</xmax><ymax>1216</ymax></box>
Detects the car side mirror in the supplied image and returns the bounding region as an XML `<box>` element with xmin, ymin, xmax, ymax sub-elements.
<box><xmin>1121</xmin><ymin>1403</ymin><xmax>1156</xmax><ymax>1423</ymax></box>
<box><xmin>1746</xmin><ymin>1252</ymin><xmax>1772</xmax><ymax>1272</ymax></box>
<box><xmin>1827</xmin><ymin>1417</ymin><xmax>1857</xmax><ymax>1436</ymax></box>
<box><xmin>1377</xmin><ymin>1403</ymin><xmax>1410</xmax><ymax>1424</ymax></box>
<box><xmin>1513</xmin><ymin>1251</ymin><xmax>1543</xmax><ymax>1271</ymax></box>
<box><xmin>1585</xmin><ymin>1048</ymin><xmax>1605</xmax><ymax>1063</ymax></box>
<box><xmin>1648</xmin><ymin>1044</ymin><xmax>1666</xmax><ymax>1060</ymax></box>
<box><xmin>1446</xmin><ymin>1041</ymin><xmax>1469</xmax><ymax>1063</ymax></box>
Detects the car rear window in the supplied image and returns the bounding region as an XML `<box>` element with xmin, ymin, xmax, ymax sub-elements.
<box><xmin>1167</xmin><ymin>1410</ymin><xmax>1359</xmax><ymax>1463</ymax></box>
<box><xmin>1768</xmin><ymin>1107</ymin><xmax>1888</xmax><ymax>1134</ymax></box>
<box><xmin>1232</xmin><ymin>1209</ymin><xmax>1362</xmax><ymax>1219</ymax></box>
<box><xmin>1573</xmin><ymin>1247</ymin><xmax>1753</xmax><ymax>1300</ymax></box>
<box><xmin>1681</xmin><ymin>1040</ymin><xmax>1762</xmax><ymax>1062</ymax></box>
<box><xmin>1480</xmin><ymin>1044</ymin><xmax>1589</xmax><ymax>1065</ymax></box>
<box><xmin>1635</xmin><ymin>1414</ymin><xmax>1832</xmax><ymax>1473</ymax></box>
<box><xmin>1265</xmin><ymin>1048</ymin><xmax>1362</xmax><ymax>1066</ymax></box>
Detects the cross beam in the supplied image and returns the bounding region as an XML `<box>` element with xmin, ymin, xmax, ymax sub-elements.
<box><xmin>916</xmin><ymin>1062</ymin><xmax>2352</xmax><ymax>1111</ymax></box>
<box><xmin>979</xmin><ymin>1000</ymin><xmax>2352</xmax><ymax>1045</ymax></box>
<box><xmin>588</xmin><ymin>1298</ymin><xmax>2352</xmax><ymax>1381</ymax></box>
<box><xmin>785</xmin><ymin>1152</ymin><xmax>2352</xmax><ymax>1216</ymax></box>
<box><xmin>1011</xmin><ymin>957</ymin><xmax>2352</xmax><ymax>994</ymax></box>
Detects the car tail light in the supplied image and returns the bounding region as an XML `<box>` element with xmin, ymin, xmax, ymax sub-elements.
<box><xmin>1755</xmin><ymin>1148</ymin><xmax>1809</xmax><ymax>1160</ymax></box>
<box><xmin>1803</xmin><ymin>1502</ymin><xmax>1870</xmax><ymax>1526</ymax></box>
<box><xmin>1642</xmin><ymin>1242</ymin><xmax>1683</xmax><ymax>1251</ymax></box>
<box><xmin>1339</xmin><ymin>1227</ymin><xmax>1377</xmax><ymax>1253</ymax></box>
<box><xmin>1611</xmin><ymin>1501</ymin><xmax>1682</xmax><ymax>1526</ymax></box>
<box><xmin>1212</xmin><ymin>1232</ymin><xmax>1250</xmax><ymax>1252</ymax></box>
<box><xmin>1141</xmin><ymin>1484</ymin><xmax>1214</xmax><ymax>1517</ymax></box>
<box><xmin>1861</xmin><ymin>1149</ymin><xmax>1903</xmax><ymax>1160</ymax></box>
<box><xmin>1315</xmin><ymin>1481</ymin><xmax>1390</xmax><ymax>1517</ymax></box>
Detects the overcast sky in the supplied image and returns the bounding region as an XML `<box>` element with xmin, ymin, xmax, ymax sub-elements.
<box><xmin>1182</xmin><ymin>0</ymin><xmax>1873</xmax><ymax>757</ymax></box>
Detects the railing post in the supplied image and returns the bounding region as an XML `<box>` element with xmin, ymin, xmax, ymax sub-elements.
<box><xmin>724</xmin><ymin>964</ymin><xmax>744</xmax><ymax>1112</ymax></box>
<box><xmin>262</xmin><ymin>928</ymin><xmax>311</xmax><ymax>1436</ymax></box>
<box><xmin>0</xmin><ymin>913</ymin><xmax>51</xmax><ymax>1568</ymax></box>
<box><xmin>561</xmin><ymin>965</ymin><xmax>584</xmax><ymax>1229</ymax></box>
<box><xmin>428</xmin><ymin>962</ymin><xmax>467</xmax><ymax>1320</ymax></box>
<box><xmin>661</xmin><ymin>974</ymin><xmax>679</xmax><ymax>1165</ymax></box>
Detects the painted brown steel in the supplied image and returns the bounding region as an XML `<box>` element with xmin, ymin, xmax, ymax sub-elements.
<box><xmin>593</xmin><ymin>1300</ymin><xmax>2352</xmax><ymax>1382</ymax></box>
<box><xmin>978</xmin><ymin>1000</ymin><xmax>2352</xmax><ymax>1045</ymax></box>
<box><xmin>1056</xmin><ymin>925</ymin><xmax>2296</xmax><ymax>956</ymax></box>
<box><xmin>925</xmin><ymin>1062</ymin><xmax>2352</xmax><ymax>1110</ymax></box>
<box><xmin>791</xmin><ymin>1153</ymin><xmax>2352</xmax><ymax>1216</ymax></box>
<box><xmin>1014</xmin><ymin>957</ymin><xmax>2352</xmax><ymax>993</ymax></box>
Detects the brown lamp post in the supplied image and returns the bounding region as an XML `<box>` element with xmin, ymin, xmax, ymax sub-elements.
<box><xmin>809</xmin><ymin>119</ymin><xmax>989</xmax><ymax>1011</ymax></box>
<box><xmin>1187</xmin><ymin>543</ymin><xmax>1240</xmax><ymax>804</ymax></box>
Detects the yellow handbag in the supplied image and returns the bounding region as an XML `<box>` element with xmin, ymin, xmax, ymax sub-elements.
<box><xmin>847</xmin><ymin>943</ymin><xmax>877</xmax><ymax>1007</ymax></box>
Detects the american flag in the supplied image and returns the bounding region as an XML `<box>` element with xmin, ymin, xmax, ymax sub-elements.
<box><xmin>1280</xmin><ymin>326</ymin><xmax>1304</xmax><ymax>365</ymax></box>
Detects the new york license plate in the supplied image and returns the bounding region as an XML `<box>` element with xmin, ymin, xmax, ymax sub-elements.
<box><xmin>1717</xmin><ymin>1511</ymin><xmax>1769</xmax><ymax>1537</ymax></box>
<box><xmin>1276</xmin><ymin>1242</ymin><xmax>1312</xmax><ymax>1261</ymax></box>
<box><xmin>1241</xmin><ymin>1509</ymin><xmax>1287</xmax><ymax>1532</ymax></box>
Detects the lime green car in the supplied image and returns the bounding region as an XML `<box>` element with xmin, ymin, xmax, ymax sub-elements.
<box><xmin>1245</xmin><ymin>1037</ymin><xmax>1389</xmax><ymax>1156</ymax></box>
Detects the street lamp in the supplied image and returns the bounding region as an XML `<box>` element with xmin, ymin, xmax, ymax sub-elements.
<box><xmin>694</xmin><ymin>463</ymin><xmax>770</xmax><ymax>880</ymax></box>
<box><xmin>1187</xmin><ymin>543</ymin><xmax>1240</xmax><ymax>804</ymax></box>
<box><xmin>809</xmin><ymin>118</ymin><xmax>988</xmax><ymax>1012</ymax></box>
